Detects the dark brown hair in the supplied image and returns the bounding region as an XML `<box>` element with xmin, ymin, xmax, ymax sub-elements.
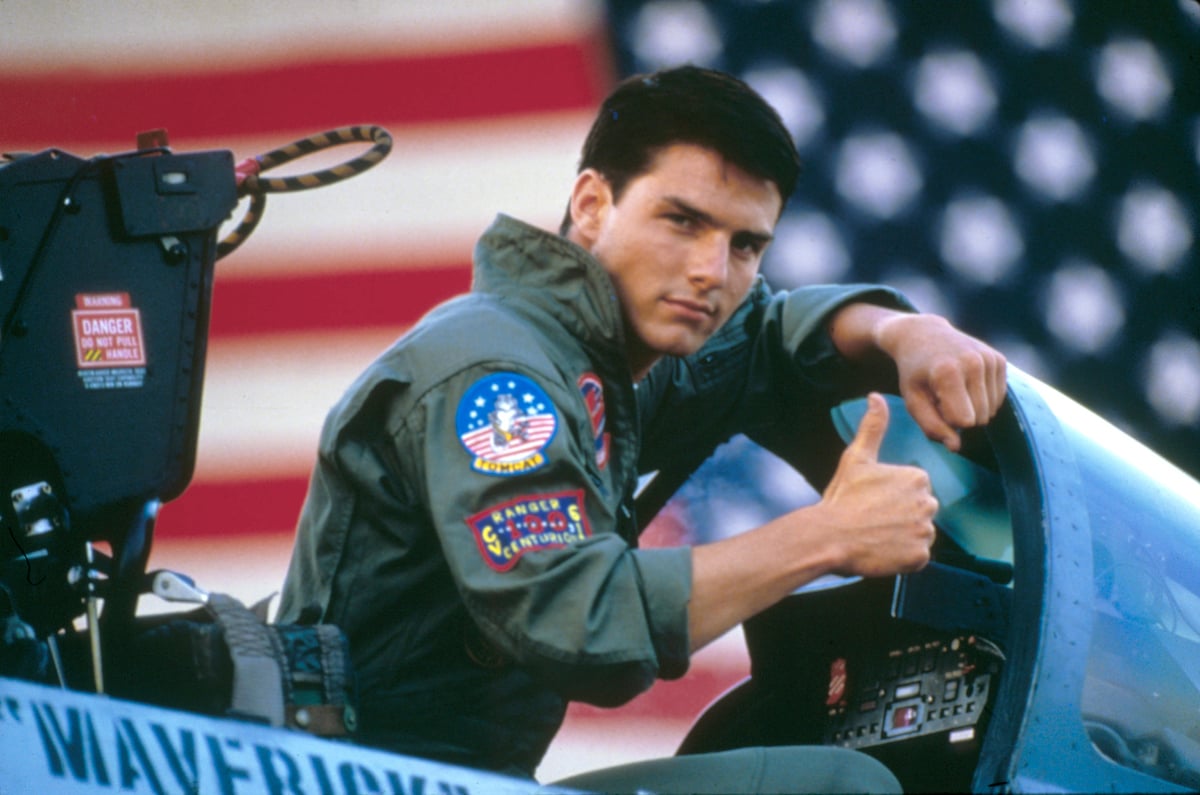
<box><xmin>562</xmin><ymin>65</ymin><xmax>801</xmax><ymax>232</ymax></box>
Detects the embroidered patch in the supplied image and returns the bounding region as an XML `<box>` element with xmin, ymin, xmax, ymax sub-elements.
<box><xmin>465</xmin><ymin>490</ymin><xmax>593</xmax><ymax>571</ymax></box>
<box><xmin>577</xmin><ymin>372</ymin><xmax>610</xmax><ymax>469</ymax></box>
<box><xmin>456</xmin><ymin>372</ymin><xmax>558</xmax><ymax>476</ymax></box>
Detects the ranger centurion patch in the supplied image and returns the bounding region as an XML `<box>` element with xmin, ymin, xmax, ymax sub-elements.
<box><xmin>456</xmin><ymin>372</ymin><xmax>558</xmax><ymax>476</ymax></box>
<box><xmin>465</xmin><ymin>490</ymin><xmax>592</xmax><ymax>571</ymax></box>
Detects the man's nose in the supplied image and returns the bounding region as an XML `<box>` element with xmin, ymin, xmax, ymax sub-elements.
<box><xmin>688</xmin><ymin>235</ymin><xmax>730</xmax><ymax>287</ymax></box>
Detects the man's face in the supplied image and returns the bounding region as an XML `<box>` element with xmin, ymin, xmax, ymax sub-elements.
<box><xmin>568</xmin><ymin>144</ymin><xmax>782</xmax><ymax>379</ymax></box>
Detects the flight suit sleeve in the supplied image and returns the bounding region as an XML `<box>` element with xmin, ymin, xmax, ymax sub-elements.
<box><xmin>392</xmin><ymin>359</ymin><xmax>692</xmax><ymax>707</ymax></box>
<box><xmin>637</xmin><ymin>279</ymin><xmax>916</xmax><ymax>506</ymax></box>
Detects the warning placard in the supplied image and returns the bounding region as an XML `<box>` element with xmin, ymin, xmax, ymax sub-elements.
<box><xmin>72</xmin><ymin>292</ymin><xmax>147</xmax><ymax>369</ymax></box>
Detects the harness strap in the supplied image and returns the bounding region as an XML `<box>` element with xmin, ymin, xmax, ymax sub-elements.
<box><xmin>206</xmin><ymin>593</ymin><xmax>287</xmax><ymax>726</ymax></box>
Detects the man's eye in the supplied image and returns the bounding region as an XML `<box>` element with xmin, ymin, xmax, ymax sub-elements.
<box><xmin>666</xmin><ymin>213</ymin><xmax>696</xmax><ymax>228</ymax></box>
<box><xmin>732</xmin><ymin>236</ymin><xmax>764</xmax><ymax>256</ymax></box>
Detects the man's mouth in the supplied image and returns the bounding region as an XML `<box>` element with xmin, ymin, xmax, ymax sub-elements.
<box><xmin>664</xmin><ymin>296</ymin><xmax>716</xmax><ymax>318</ymax></box>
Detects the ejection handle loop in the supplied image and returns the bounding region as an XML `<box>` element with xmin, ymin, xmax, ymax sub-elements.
<box><xmin>218</xmin><ymin>125</ymin><xmax>393</xmax><ymax>259</ymax></box>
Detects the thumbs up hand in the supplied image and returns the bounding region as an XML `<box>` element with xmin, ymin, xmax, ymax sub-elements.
<box><xmin>841</xmin><ymin>391</ymin><xmax>891</xmax><ymax>465</ymax></box>
<box><xmin>813</xmin><ymin>393</ymin><xmax>938</xmax><ymax>578</ymax></box>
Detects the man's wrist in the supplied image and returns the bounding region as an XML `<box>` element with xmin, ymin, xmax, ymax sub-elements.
<box><xmin>828</xmin><ymin>302</ymin><xmax>909</xmax><ymax>360</ymax></box>
<box><xmin>871</xmin><ymin>311</ymin><xmax>950</xmax><ymax>360</ymax></box>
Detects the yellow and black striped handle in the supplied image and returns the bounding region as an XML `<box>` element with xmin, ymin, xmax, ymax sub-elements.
<box><xmin>218</xmin><ymin>125</ymin><xmax>393</xmax><ymax>259</ymax></box>
<box><xmin>242</xmin><ymin>125</ymin><xmax>393</xmax><ymax>194</ymax></box>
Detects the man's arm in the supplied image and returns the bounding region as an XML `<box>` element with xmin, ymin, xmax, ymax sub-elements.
<box><xmin>827</xmin><ymin>303</ymin><xmax>1007</xmax><ymax>452</ymax></box>
<box><xmin>688</xmin><ymin>393</ymin><xmax>936</xmax><ymax>650</ymax></box>
<box><xmin>687</xmin><ymin>304</ymin><xmax>1006</xmax><ymax>650</ymax></box>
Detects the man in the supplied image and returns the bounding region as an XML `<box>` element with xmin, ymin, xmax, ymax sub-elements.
<box><xmin>278</xmin><ymin>66</ymin><xmax>1005</xmax><ymax>792</ymax></box>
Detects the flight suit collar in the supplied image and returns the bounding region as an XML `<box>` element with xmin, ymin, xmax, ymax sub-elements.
<box><xmin>472</xmin><ymin>214</ymin><xmax>627</xmax><ymax>369</ymax></box>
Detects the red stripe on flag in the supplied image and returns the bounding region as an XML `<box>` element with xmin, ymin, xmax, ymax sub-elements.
<box><xmin>0</xmin><ymin>42</ymin><xmax>608</xmax><ymax>146</ymax></box>
<box><xmin>157</xmin><ymin>477</ymin><xmax>310</xmax><ymax>538</ymax></box>
<box><xmin>209</xmin><ymin>263</ymin><xmax>472</xmax><ymax>338</ymax></box>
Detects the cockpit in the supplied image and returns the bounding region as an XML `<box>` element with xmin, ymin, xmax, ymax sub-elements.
<box><xmin>678</xmin><ymin>372</ymin><xmax>1200</xmax><ymax>792</ymax></box>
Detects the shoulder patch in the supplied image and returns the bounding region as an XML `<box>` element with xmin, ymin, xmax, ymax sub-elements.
<box><xmin>577</xmin><ymin>372</ymin><xmax>610</xmax><ymax>469</ymax></box>
<box><xmin>465</xmin><ymin>490</ymin><xmax>593</xmax><ymax>572</ymax></box>
<box><xmin>456</xmin><ymin>372</ymin><xmax>558</xmax><ymax>476</ymax></box>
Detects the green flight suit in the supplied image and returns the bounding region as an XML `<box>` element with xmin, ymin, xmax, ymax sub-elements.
<box><xmin>277</xmin><ymin>214</ymin><xmax>909</xmax><ymax>778</ymax></box>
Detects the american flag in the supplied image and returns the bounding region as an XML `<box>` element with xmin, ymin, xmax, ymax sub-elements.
<box><xmin>0</xmin><ymin>0</ymin><xmax>744</xmax><ymax>780</ymax></box>
<box><xmin>461</xmin><ymin>416</ymin><xmax>558</xmax><ymax>463</ymax></box>
<box><xmin>0</xmin><ymin>0</ymin><xmax>608</xmax><ymax>545</ymax></box>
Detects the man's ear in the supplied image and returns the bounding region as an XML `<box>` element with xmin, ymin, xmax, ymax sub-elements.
<box><xmin>567</xmin><ymin>169</ymin><xmax>612</xmax><ymax>249</ymax></box>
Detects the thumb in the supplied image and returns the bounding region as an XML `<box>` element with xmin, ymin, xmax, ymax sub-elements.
<box><xmin>847</xmin><ymin>392</ymin><xmax>889</xmax><ymax>462</ymax></box>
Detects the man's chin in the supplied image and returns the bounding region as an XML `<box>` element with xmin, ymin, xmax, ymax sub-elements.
<box><xmin>629</xmin><ymin>325</ymin><xmax>717</xmax><ymax>366</ymax></box>
<box><xmin>657</xmin><ymin>336</ymin><xmax>710</xmax><ymax>359</ymax></box>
